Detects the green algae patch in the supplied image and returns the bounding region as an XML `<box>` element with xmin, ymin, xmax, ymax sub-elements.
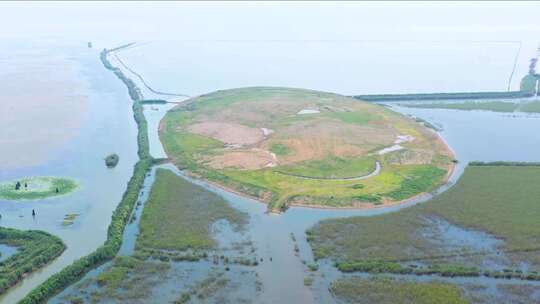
<box><xmin>0</xmin><ymin>176</ymin><xmax>78</xmax><ymax>201</ymax></box>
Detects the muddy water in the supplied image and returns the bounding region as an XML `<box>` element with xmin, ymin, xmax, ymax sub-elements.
<box><xmin>0</xmin><ymin>40</ymin><xmax>139</xmax><ymax>303</ymax></box>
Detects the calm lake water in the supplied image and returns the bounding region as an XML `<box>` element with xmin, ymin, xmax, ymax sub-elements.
<box><xmin>1</xmin><ymin>2</ymin><xmax>540</xmax><ymax>303</ymax></box>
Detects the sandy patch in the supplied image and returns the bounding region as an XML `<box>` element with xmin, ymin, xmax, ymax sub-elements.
<box><xmin>395</xmin><ymin>134</ymin><xmax>414</xmax><ymax>144</ymax></box>
<box><xmin>188</xmin><ymin>121</ymin><xmax>264</xmax><ymax>146</ymax></box>
<box><xmin>377</xmin><ymin>134</ymin><xmax>415</xmax><ymax>155</ymax></box>
<box><xmin>261</xmin><ymin>127</ymin><xmax>274</xmax><ymax>136</ymax></box>
<box><xmin>206</xmin><ymin>148</ymin><xmax>277</xmax><ymax>170</ymax></box>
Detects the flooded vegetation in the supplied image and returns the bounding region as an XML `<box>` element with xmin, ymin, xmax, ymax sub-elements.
<box><xmin>308</xmin><ymin>164</ymin><xmax>540</xmax><ymax>301</ymax></box>
<box><xmin>330</xmin><ymin>276</ymin><xmax>468</xmax><ymax>304</ymax></box>
<box><xmin>54</xmin><ymin>166</ymin><xmax>259</xmax><ymax>303</ymax></box>
<box><xmin>136</xmin><ymin>168</ymin><xmax>247</xmax><ymax>251</ymax></box>
<box><xmin>0</xmin><ymin>227</ymin><xmax>65</xmax><ymax>295</ymax></box>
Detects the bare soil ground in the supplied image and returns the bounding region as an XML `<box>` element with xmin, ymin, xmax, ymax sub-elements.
<box><xmin>189</xmin><ymin>121</ymin><xmax>264</xmax><ymax>146</ymax></box>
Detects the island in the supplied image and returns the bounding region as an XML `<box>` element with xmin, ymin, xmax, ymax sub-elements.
<box><xmin>105</xmin><ymin>154</ymin><xmax>120</xmax><ymax>168</ymax></box>
<box><xmin>0</xmin><ymin>176</ymin><xmax>78</xmax><ymax>201</ymax></box>
<box><xmin>159</xmin><ymin>87</ymin><xmax>455</xmax><ymax>212</ymax></box>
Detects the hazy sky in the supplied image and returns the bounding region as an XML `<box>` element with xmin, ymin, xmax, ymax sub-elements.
<box><xmin>1</xmin><ymin>1</ymin><xmax>539</xmax><ymax>93</ymax></box>
<box><xmin>1</xmin><ymin>1</ymin><xmax>539</xmax><ymax>44</ymax></box>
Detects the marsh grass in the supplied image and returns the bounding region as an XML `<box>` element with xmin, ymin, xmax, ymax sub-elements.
<box><xmin>71</xmin><ymin>256</ymin><xmax>170</xmax><ymax>303</ymax></box>
<box><xmin>330</xmin><ymin>276</ymin><xmax>469</xmax><ymax>304</ymax></box>
<box><xmin>308</xmin><ymin>165</ymin><xmax>540</xmax><ymax>274</ymax></box>
<box><xmin>137</xmin><ymin>169</ymin><xmax>248</xmax><ymax>251</ymax></box>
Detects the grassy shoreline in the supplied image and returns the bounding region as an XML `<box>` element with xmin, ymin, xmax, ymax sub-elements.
<box><xmin>0</xmin><ymin>228</ymin><xmax>66</xmax><ymax>296</ymax></box>
<box><xmin>20</xmin><ymin>44</ymin><xmax>152</xmax><ymax>304</ymax></box>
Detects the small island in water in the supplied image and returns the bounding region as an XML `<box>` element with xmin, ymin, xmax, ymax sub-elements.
<box><xmin>0</xmin><ymin>176</ymin><xmax>78</xmax><ymax>200</ymax></box>
<box><xmin>160</xmin><ymin>87</ymin><xmax>455</xmax><ymax>212</ymax></box>
<box><xmin>105</xmin><ymin>154</ymin><xmax>120</xmax><ymax>168</ymax></box>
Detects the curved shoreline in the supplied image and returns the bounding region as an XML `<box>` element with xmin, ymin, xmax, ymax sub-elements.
<box><xmin>275</xmin><ymin>161</ymin><xmax>381</xmax><ymax>181</ymax></box>
<box><xmin>161</xmin><ymin>93</ymin><xmax>457</xmax><ymax>213</ymax></box>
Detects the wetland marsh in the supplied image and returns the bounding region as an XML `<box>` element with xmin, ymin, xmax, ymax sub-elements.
<box><xmin>2</xmin><ymin>3</ymin><xmax>540</xmax><ymax>303</ymax></box>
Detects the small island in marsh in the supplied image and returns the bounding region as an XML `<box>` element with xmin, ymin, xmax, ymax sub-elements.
<box><xmin>0</xmin><ymin>176</ymin><xmax>78</xmax><ymax>201</ymax></box>
<box><xmin>160</xmin><ymin>87</ymin><xmax>454</xmax><ymax>212</ymax></box>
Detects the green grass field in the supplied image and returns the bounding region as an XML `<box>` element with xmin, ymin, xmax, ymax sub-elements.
<box><xmin>330</xmin><ymin>276</ymin><xmax>468</xmax><ymax>304</ymax></box>
<box><xmin>137</xmin><ymin>169</ymin><xmax>247</xmax><ymax>251</ymax></box>
<box><xmin>0</xmin><ymin>176</ymin><xmax>78</xmax><ymax>200</ymax></box>
<box><xmin>308</xmin><ymin>165</ymin><xmax>540</xmax><ymax>272</ymax></box>
<box><xmin>160</xmin><ymin>87</ymin><xmax>452</xmax><ymax>211</ymax></box>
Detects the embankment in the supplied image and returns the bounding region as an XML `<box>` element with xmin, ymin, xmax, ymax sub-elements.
<box><xmin>19</xmin><ymin>44</ymin><xmax>152</xmax><ymax>304</ymax></box>
<box><xmin>354</xmin><ymin>90</ymin><xmax>532</xmax><ymax>102</ymax></box>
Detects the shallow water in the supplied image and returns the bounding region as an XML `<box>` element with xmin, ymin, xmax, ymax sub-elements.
<box><xmin>0</xmin><ymin>244</ymin><xmax>18</xmax><ymax>263</ymax></box>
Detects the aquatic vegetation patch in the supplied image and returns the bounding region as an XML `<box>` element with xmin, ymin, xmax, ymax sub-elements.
<box><xmin>61</xmin><ymin>213</ymin><xmax>80</xmax><ymax>226</ymax></box>
<box><xmin>308</xmin><ymin>165</ymin><xmax>540</xmax><ymax>277</ymax></box>
<box><xmin>0</xmin><ymin>227</ymin><xmax>65</xmax><ymax>295</ymax></box>
<box><xmin>330</xmin><ymin>276</ymin><xmax>469</xmax><ymax>304</ymax></box>
<box><xmin>137</xmin><ymin>168</ymin><xmax>248</xmax><ymax>251</ymax></box>
<box><xmin>0</xmin><ymin>176</ymin><xmax>78</xmax><ymax>200</ymax></box>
